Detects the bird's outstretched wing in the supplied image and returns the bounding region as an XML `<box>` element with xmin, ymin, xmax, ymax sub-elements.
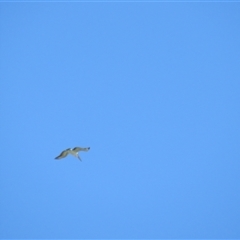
<box><xmin>72</xmin><ymin>147</ymin><xmax>90</xmax><ymax>152</ymax></box>
<box><xmin>55</xmin><ymin>148</ymin><xmax>71</xmax><ymax>160</ymax></box>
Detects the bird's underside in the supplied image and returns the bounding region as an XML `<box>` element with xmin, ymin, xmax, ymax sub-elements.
<box><xmin>55</xmin><ymin>147</ymin><xmax>90</xmax><ymax>161</ymax></box>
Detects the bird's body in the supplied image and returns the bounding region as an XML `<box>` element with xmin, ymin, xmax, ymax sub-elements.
<box><xmin>55</xmin><ymin>147</ymin><xmax>90</xmax><ymax>161</ymax></box>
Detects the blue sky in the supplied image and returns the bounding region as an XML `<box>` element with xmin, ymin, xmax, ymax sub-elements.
<box><xmin>1</xmin><ymin>2</ymin><xmax>240</xmax><ymax>239</ymax></box>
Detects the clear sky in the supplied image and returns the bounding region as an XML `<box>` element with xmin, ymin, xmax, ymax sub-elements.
<box><xmin>1</xmin><ymin>2</ymin><xmax>240</xmax><ymax>239</ymax></box>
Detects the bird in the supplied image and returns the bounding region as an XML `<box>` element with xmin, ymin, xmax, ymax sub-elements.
<box><xmin>55</xmin><ymin>147</ymin><xmax>90</xmax><ymax>161</ymax></box>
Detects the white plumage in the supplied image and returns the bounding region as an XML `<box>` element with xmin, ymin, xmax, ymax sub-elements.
<box><xmin>55</xmin><ymin>147</ymin><xmax>90</xmax><ymax>161</ymax></box>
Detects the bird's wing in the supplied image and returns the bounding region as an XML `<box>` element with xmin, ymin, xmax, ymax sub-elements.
<box><xmin>72</xmin><ymin>147</ymin><xmax>90</xmax><ymax>152</ymax></box>
<box><xmin>55</xmin><ymin>149</ymin><xmax>70</xmax><ymax>159</ymax></box>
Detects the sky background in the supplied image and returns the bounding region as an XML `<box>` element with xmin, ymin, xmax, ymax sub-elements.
<box><xmin>1</xmin><ymin>2</ymin><xmax>240</xmax><ymax>239</ymax></box>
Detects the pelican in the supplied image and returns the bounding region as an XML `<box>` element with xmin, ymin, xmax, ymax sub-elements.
<box><xmin>55</xmin><ymin>147</ymin><xmax>90</xmax><ymax>161</ymax></box>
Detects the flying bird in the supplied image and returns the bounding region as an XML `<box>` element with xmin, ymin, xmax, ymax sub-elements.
<box><xmin>55</xmin><ymin>147</ymin><xmax>90</xmax><ymax>161</ymax></box>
